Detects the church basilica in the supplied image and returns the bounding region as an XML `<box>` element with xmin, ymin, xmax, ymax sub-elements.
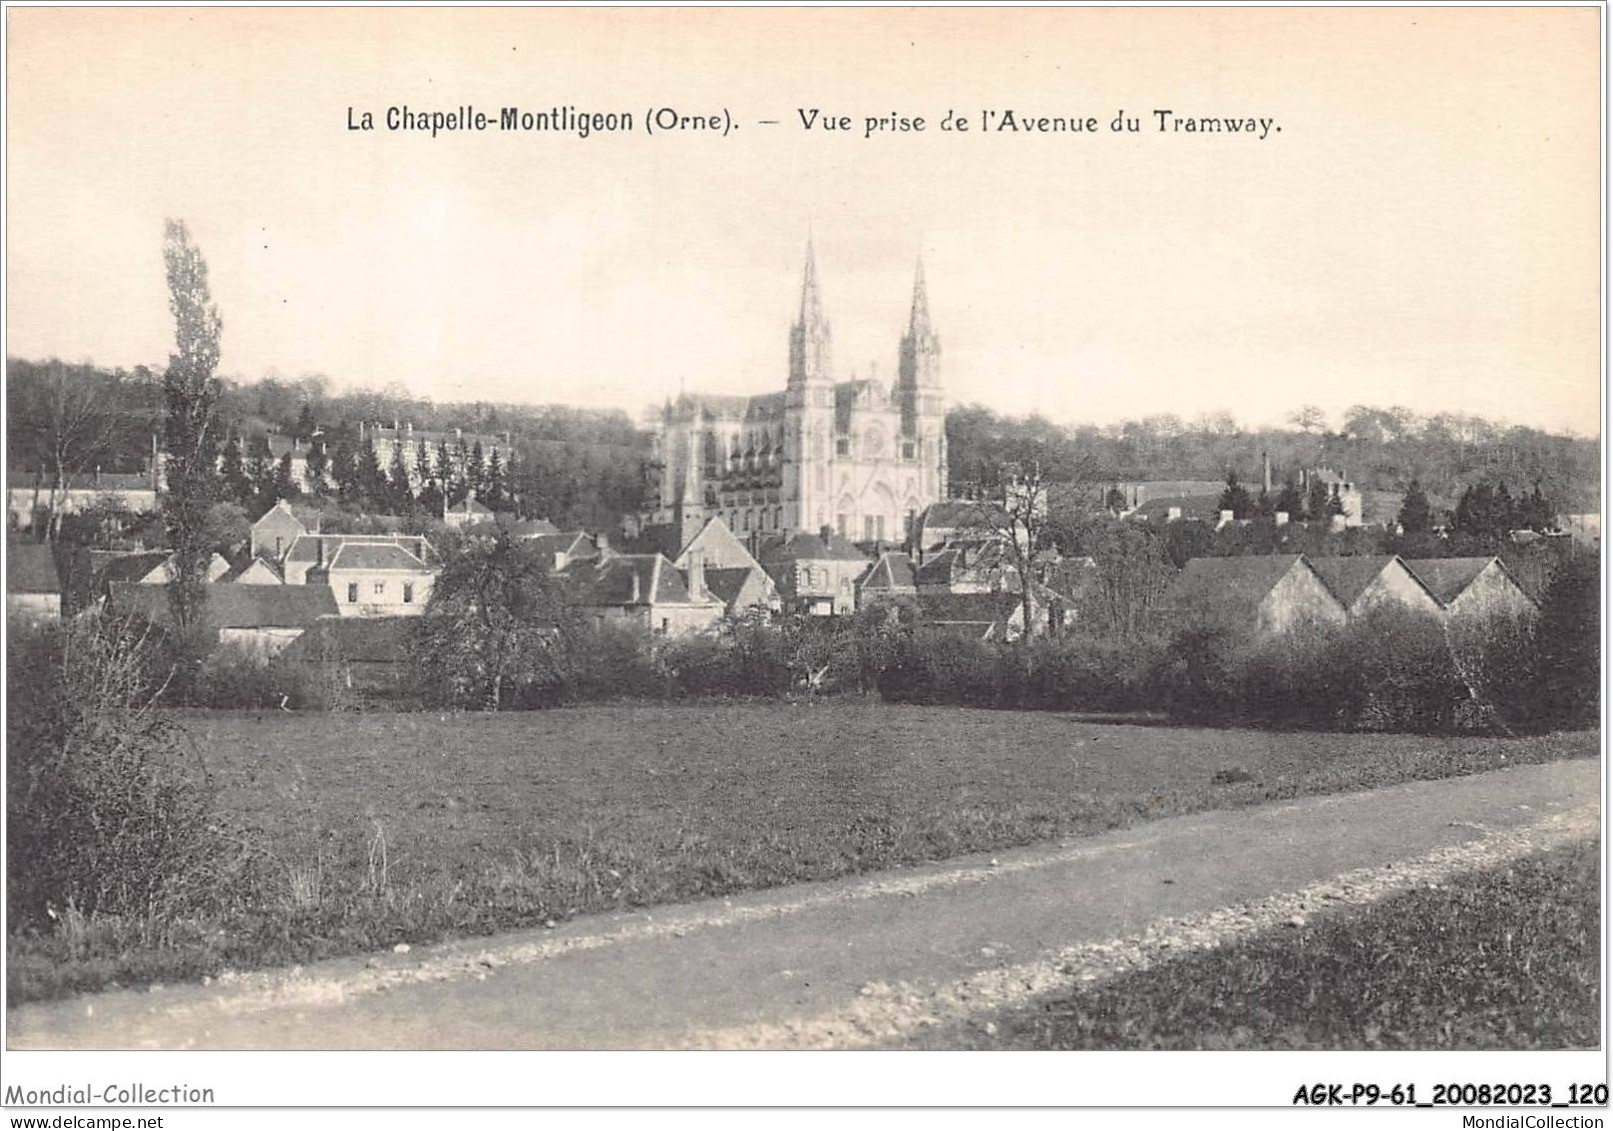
<box><xmin>643</xmin><ymin>244</ymin><xmax>948</xmax><ymax>548</ymax></box>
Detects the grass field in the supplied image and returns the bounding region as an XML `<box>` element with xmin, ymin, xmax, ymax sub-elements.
<box><xmin>926</xmin><ymin>839</ymin><xmax>1601</xmax><ymax>1050</ymax></box>
<box><xmin>7</xmin><ymin>700</ymin><xmax>1599</xmax><ymax>1003</ymax></box>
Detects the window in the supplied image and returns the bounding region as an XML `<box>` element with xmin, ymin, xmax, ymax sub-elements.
<box><xmin>274</xmin><ymin>536</ymin><xmax>283</xmax><ymax>558</ymax></box>
<box><xmin>902</xmin><ymin>440</ymin><xmax>916</xmax><ymax>461</ymax></box>
<box><xmin>836</xmin><ymin>436</ymin><xmax>850</xmax><ymax>457</ymax></box>
<box><xmin>863</xmin><ymin>515</ymin><xmax>875</xmax><ymax>542</ymax></box>
<box><xmin>774</xmin><ymin>506</ymin><xmax>783</xmax><ymax>530</ymax></box>
<box><xmin>876</xmin><ymin>515</ymin><xmax>886</xmax><ymax>542</ymax></box>
<box><xmin>743</xmin><ymin>510</ymin><xmax>751</xmax><ymax>531</ymax></box>
<box><xmin>403</xmin><ymin>582</ymin><xmax>414</xmax><ymax>604</ymax></box>
<box><xmin>373</xmin><ymin>581</ymin><xmax>385</xmax><ymax>597</ymax></box>
<box><xmin>906</xmin><ymin>510</ymin><xmax>916</xmax><ymax>538</ymax></box>
<box><xmin>836</xmin><ymin>514</ymin><xmax>847</xmax><ymax>538</ymax></box>
<box><xmin>346</xmin><ymin>582</ymin><xmax>358</xmax><ymax>603</ymax></box>
<box><xmin>660</xmin><ymin>617</ymin><xmax>669</xmax><ymax>635</ymax></box>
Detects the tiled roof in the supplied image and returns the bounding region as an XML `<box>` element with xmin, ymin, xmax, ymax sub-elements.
<box><xmin>858</xmin><ymin>551</ymin><xmax>916</xmax><ymax>591</ymax></box>
<box><xmin>327</xmin><ymin>542</ymin><xmax>431</xmax><ymax>572</ymax></box>
<box><xmin>7</xmin><ymin>542</ymin><xmax>60</xmax><ymax>594</ymax></box>
<box><xmin>219</xmin><ymin>555</ymin><xmax>285</xmax><ymax>583</ymax></box>
<box><xmin>524</xmin><ymin>532</ymin><xmax>595</xmax><ymax>563</ymax></box>
<box><xmin>916</xmin><ymin>591</ymin><xmax>1020</xmax><ymax>632</ymax></box>
<box><xmin>917</xmin><ymin>500</ymin><xmax>1011</xmax><ymax>530</ymax></box>
<box><xmin>1309</xmin><ymin>555</ymin><xmax>1397</xmax><ymax>606</ymax></box>
<box><xmin>286</xmin><ymin>533</ymin><xmax>434</xmax><ymax>564</ymax></box>
<box><xmin>97</xmin><ymin>550</ymin><xmax>173</xmax><ymax>584</ymax></box>
<box><xmin>1403</xmin><ymin>557</ymin><xmax>1499</xmax><ymax>605</ymax></box>
<box><xmin>1165</xmin><ymin>555</ymin><xmax>1312</xmax><ymax>620</ymax></box>
<box><xmin>564</xmin><ymin>554</ymin><xmax>708</xmax><ymax>607</ymax></box>
<box><xmin>108</xmin><ymin>582</ymin><xmax>337</xmax><ymax>628</ymax></box>
<box><xmin>702</xmin><ymin>566</ymin><xmax>768</xmax><ymax>611</ymax></box>
<box><xmin>505</xmin><ymin>517</ymin><xmax>561</xmax><ymax>538</ymax></box>
<box><xmin>758</xmin><ymin>530</ymin><xmax>869</xmax><ymax>564</ymax></box>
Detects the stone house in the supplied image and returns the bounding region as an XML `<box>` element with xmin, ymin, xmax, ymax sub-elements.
<box><xmin>562</xmin><ymin>553</ymin><xmax>726</xmax><ymax>636</ymax></box>
<box><xmin>306</xmin><ymin>540</ymin><xmax>437</xmax><ymax>617</ymax></box>
<box><xmin>757</xmin><ymin>528</ymin><xmax>871</xmax><ymax>616</ymax></box>
<box><xmin>95</xmin><ymin>549</ymin><xmax>231</xmax><ymax>589</ymax></box>
<box><xmin>218</xmin><ymin>555</ymin><xmax>286</xmax><ymax>585</ymax></box>
<box><xmin>8</xmin><ymin>470</ymin><xmax>159</xmax><ymax>532</ymax></box>
<box><xmin>855</xmin><ymin>550</ymin><xmax>918</xmax><ymax>606</ymax></box>
<box><xmin>249</xmin><ymin>498</ymin><xmax>323</xmax><ymax>559</ymax></box>
<box><xmin>281</xmin><ymin>534</ymin><xmax>437</xmax><ymax>586</ymax></box>
<box><xmin>913</xmin><ymin>591</ymin><xmax>1025</xmax><ymax>642</ymax></box>
<box><xmin>1163</xmin><ymin>555</ymin><xmax>1347</xmax><ymax>636</ymax></box>
<box><xmin>1309</xmin><ymin>555</ymin><xmax>1443</xmax><ymax>619</ymax></box>
<box><xmin>7</xmin><ymin>541</ymin><xmax>61</xmax><ymax>620</ymax></box>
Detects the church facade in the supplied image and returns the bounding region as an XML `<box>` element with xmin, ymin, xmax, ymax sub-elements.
<box><xmin>643</xmin><ymin>245</ymin><xmax>948</xmax><ymax>548</ymax></box>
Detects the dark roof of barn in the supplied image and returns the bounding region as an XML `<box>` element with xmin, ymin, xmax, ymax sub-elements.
<box><xmin>219</xmin><ymin>555</ymin><xmax>284</xmax><ymax>583</ymax></box>
<box><xmin>1403</xmin><ymin>557</ymin><xmax>1500</xmax><ymax>605</ymax></box>
<box><xmin>107</xmin><ymin>582</ymin><xmax>337</xmax><ymax>628</ymax></box>
<box><xmin>702</xmin><ymin>566</ymin><xmax>766</xmax><ymax>609</ymax></box>
<box><xmin>1308</xmin><ymin>555</ymin><xmax>1398</xmax><ymax>606</ymax></box>
<box><xmin>1166</xmin><ymin>555</ymin><xmax>1310</xmax><ymax>619</ymax></box>
<box><xmin>7</xmin><ymin>542</ymin><xmax>60</xmax><ymax>594</ymax></box>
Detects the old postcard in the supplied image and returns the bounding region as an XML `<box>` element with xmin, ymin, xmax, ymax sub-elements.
<box><xmin>2</xmin><ymin>5</ymin><xmax>1603</xmax><ymax>1119</ymax></box>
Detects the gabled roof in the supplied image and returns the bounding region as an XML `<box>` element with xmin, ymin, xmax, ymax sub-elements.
<box><xmin>525</xmin><ymin>531</ymin><xmax>596</xmax><ymax>563</ymax></box>
<box><xmin>858</xmin><ymin>551</ymin><xmax>917</xmax><ymax>591</ymax></box>
<box><xmin>675</xmin><ymin>516</ymin><xmax>763</xmax><ymax>572</ymax></box>
<box><xmin>702</xmin><ymin>566</ymin><xmax>771</xmax><ymax>612</ymax></box>
<box><xmin>564</xmin><ymin>554</ymin><xmax>712</xmax><ymax>607</ymax></box>
<box><xmin>7</xmin><ymin>542</ymin><xmax>60</xmax><ymax>594</ymax></box>
<box><xmin>1402</xmin><ymin>557</ymin><xmax>1504</xmax><ymax>605</ymax></box>
<box><xmin>758</xmin><ymin>530</ymin><xmax>869</xmax><ymax>564</ymax></box>
<box><xmin>917</xmin><ymin>500</ymin><xmax>1011</xmax><ymax>530</ymax></box>
<box><xmin>327</xmin><ymin>542</ymin><xmax>431</xmax><ymax>572</ymax></box>
<box><xmin>1166</xmin><ymin>555</ymin><xmax>1318</xmax><ymax>621</ymax></box>
<box><xmin>1308</xmin><ymin>555</ymin><xmax>1399</xmax><ymax>607</ymax></box>
<box><xmin>449</xmin><ymin>497</ymin><xmax>496</xmax><ymax>517</ymax></box>
<box><xmin>219</xmin><ymin>555</ymin><xmax>285</xmax><ymax>583</ymax></box>
<box><xmin>504</xmin><ymin>516</ymin><xmax>561</xmax><ymax>538</ymax></box>
<box><xmin>914</xmin><ymin>547</ymin><xmax>962</xmax><ymax>587</ymax></box>
<box><xmin>107</xmin><ymin>582</ymin><xmax>338</xmax><ymax>629</ymax></box>
<box><xmin>624</xmin><ymin>523</ymin><xmax>684</xmax><ymax>559</ymax></box>
<box><xmin>97</xmin><ymin>550</ymin><xmax>173</xmax><ymax>585</ymax></box>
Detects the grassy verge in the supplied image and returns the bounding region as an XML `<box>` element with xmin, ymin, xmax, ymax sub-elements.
<box><xmin>923</xmin><ymin>839</ymin><xmax>1601</xmax><ymax>1050</ymax></box>
<box><xmin>7</xmin><ymin>701</ymin><xmax>1599</xmax><ymax>1005</ymax></box>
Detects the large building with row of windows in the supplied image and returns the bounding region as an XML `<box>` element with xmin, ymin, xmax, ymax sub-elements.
<box><xmin>641</xmin><ymin>243</ymin><xmax>948</xmax><ymax>550</ymax></box>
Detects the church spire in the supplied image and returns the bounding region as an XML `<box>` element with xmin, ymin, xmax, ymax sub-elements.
<box><xmin>908</xmin><ymin>256</ymin><xmax>932</xmax><ymax>338</ymax></box>
<box><xmin>788</xmin><ymin>237</ymin><xmax>832</xmax><ymax>387</ymax></box>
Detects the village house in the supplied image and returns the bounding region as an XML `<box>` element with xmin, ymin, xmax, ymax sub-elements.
<box><xmin>561</xmin><ymin>552</ymin><xmax>726</xmax><ymax>636</ymax></box>
<box><xmin>306</xmin><ymin>540</ymin><xmax>437</xmax><ymax>617</ymax></box>
<box><xmin>105</xmin><ymin>582</ymin><xmax>338</xmax><ymax>655</ymax></box>
<box><xmin>505</xmin><ymin>516</ymin><xmax>562</xmax><ymax>540</ymax></box>
<box><xmin>757</xmin><ymin>528</ymin><xmax>870</xmax><ymax>616</ymax></box>
<box><xmin>1163</xmin><ymin>554</ymin><xmax>1347</xmax><ymax>635</ymax></box>
<box><xmin>248</xmin><ymin>498</ymin><xmax>323</xmax><ymax>559</ymax></box>
<box><xmin>1309</xmin><ymin>555</ymin><xmax>1444</xmax><ymax>619</ymax></box>
<box><xmin>524</xmin><ymin>530</ymin><xmax>600</xmax><ymax>571</ymax></box>
<box><xmin>443</xmin><ymin>495</ymin><xmax>497</xmax><ymax>529</ymax></box>
<box><xmin>280</xmin><ymin>533</ymin><xmax>437</xmax><ymax>585</ymax></box>
<box><xmin>7</xmin><ymin>541</ymin><xmax>61</xmax><ymax>620</ymax></box>
<box><xmin>1404</xmin><ymin>557</ymin><xmax>1538</xmax><ymax>622</ymax></box>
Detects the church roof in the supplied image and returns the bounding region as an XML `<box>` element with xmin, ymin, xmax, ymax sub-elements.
<box><xmin>758</xmin><ymin>530</ymin><xmax>869</xmax><ymax>564</ymax></box>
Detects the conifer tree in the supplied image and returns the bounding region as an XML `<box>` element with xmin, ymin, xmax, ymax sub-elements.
<box><xmin>1216</xmin><ymin>471</ymin><xmax>1252</xmax><ymax>519</ymax></box>
<box><xmin>219</xmin><ymin>430</ymin><xmax>251</xmax><ymax>503</ymax></box>
<box><xmin>273</xmin><ymin>450</ymin><xmax>299</xmax><ymax>501</ymax></box>
<box><xmin>1397</xmin><ymin>479</ymin><xmax>1433</xmax><ymax>533</ymax></box>
<box><xmin>304</xmin><ymin>439</ymin><xmax>329</xmax><ymax>495</ymax></box>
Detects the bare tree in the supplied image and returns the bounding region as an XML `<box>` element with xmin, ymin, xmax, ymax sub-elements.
<box><xmin>1289</xmin><ymin>404</ymin><xmax>1328</xmax><ymax>436</ymax></box>
<box><xmin>21</xmin><ymin>361</ymin><xmax>121</xmax><ymax>538</ymax></box>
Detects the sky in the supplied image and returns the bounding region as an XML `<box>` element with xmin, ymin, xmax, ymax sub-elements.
<box><xmin>6</xmin><ymin>8</ymin><xmax>1602</xmax><ymax>437</ymax></box>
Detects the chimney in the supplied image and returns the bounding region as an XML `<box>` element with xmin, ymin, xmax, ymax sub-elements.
<box><xmin>95</xmin><ymin>465</ymin><xmax>101</xmax><ymax>485</ymax></box>
<box><xmin>316</xmin><ymin>536</ymin><xmax>325</xmax><ymax>568</ymax></box>
<box><xmin>1274</xmin><ymin>510</ymin><xmax>1290</xmax><ymax>527</ymax></box>
<box><xmin>1262</xmin><ymin>451</ymin><xmax>1272</xmax><ymax>495</ymax></box>
<box><xmin>1218</xmin><ymin>509</ymin><xmax>1235</xmax><ymax>529</ymax></box>
<box><xmin>406</xmin><ymin>422</ymin><xmax>413</xmax><ymax>439</ymax></box>
<box><xmin>1166</xmin><ymin>506</ymin><xmax>1182</xmax><ymax>522</ymax></box>
<box><xmin>1330</xmin><ymin>513</ymin><xmax>1347</xmax><ymax>533</ymax></box>
<box><xmin>595</xmin><ymin>531</ymin><xmax>610</xmax><ymax>557</ymax></box>
<box><xmin>629</xmin><ymin>565</ymin><xmax>641</xmax><ymax>604</ymax></box>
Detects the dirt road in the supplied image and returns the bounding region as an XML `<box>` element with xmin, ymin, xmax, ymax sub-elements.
<box><xmin>8</xmin><ymin>758</ymin><xmax>1598</xmax><ymax>1050</ymax></box>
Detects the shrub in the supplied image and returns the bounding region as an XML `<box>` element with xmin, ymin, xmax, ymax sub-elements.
<box><xmin>557</xmin><ymin>622</ymin><xmax>671</xmax><ymax>702</ymax></box>
<box><xmin>6</xmin><ymin>618</ymin><xmax>253</xmax><ymax>929</ymax></box>
<box><xmin>1149</xmin><ymin>626</ymin><xmax>1244</xmax><ymax>723</ymax></box>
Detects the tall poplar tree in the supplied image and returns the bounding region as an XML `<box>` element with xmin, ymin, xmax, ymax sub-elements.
<box><xmin>160</xmin><ymin>219</ymin><xmax>224</xmax><ymax>651</ymax></box>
